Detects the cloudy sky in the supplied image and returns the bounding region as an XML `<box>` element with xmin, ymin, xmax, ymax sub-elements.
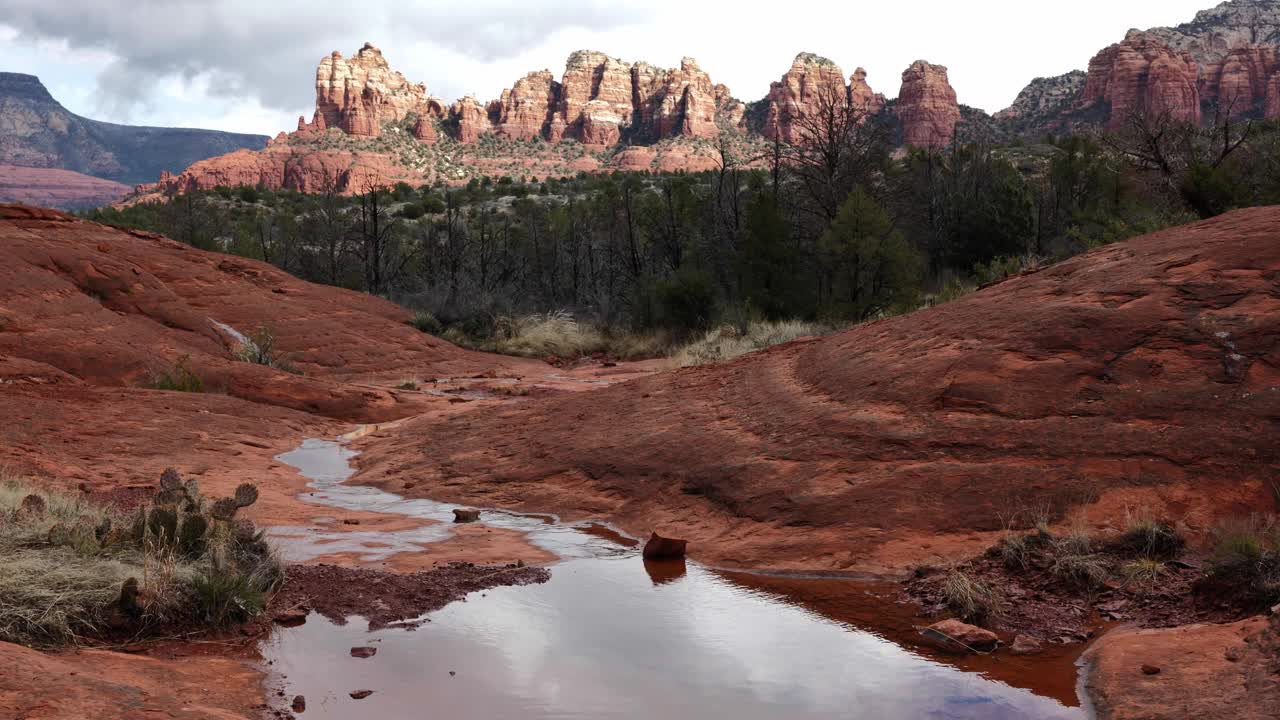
<box><xmin>0</xmin><ymin>0</ymin><xmax>1216</xmax><ymax>135</ymax></box>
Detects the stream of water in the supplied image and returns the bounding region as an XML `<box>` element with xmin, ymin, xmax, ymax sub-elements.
<box><xmin>266</xmin><ymin>438</ymin><xmax>1087</xmax><ymax>720</ymax></box>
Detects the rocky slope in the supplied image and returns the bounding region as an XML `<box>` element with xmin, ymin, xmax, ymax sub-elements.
<box><xmin>134</xmin><ymin>46</ymin><xmax>959</xmax><ymax>198</ymax></box>
<box><xmin>353</xmin><ymin>207</ymin><xmax>1280</xmax><ymax>573</ymax></box>
<box><xmin>1000</xmin><ymin>0</ymin><xmax>1280</xmax><ymax>133</ymax></box>
<box><xmin>0</xmin><ymin>204</ymin><xmax>522</xmax><ymax>421</ymax></box>
<box><xmin>0</xmin><ymin>72</ymin><xmax>267</xmax><ymax>199</ymax></box>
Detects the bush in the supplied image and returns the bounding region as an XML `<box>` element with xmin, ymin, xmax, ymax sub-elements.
<box><xmin>672</xmin><ymin>319</ymin><xmax>832</xmax><ymax>367</ymax></box>
<box><xmin>1205</xmin><ymin>516</ymin><xmax>1280</xmax><ymax>608</ymax></box>
<box><xmin>148</xmin><ymin>355</ymin><xmax>204</xmax><ymax>392</ymax></box>
<box><xmin>237</xmin><ymin>186</ymin><xmax>259</xmax><ymax>204</ymax></box>
<box><xmin>942</xmin><ymin>570</ymin><xmax>1000</xmax><ymax>624</ymax></box>
<box><xmin>1115</xmin><ymin>512</ymin><xmax>1185</xmax><ymax>559</ymax></box>
<box><xmin>234</xmin><ymin>325</ymin><xmax>298</xmax><ymax>374</ymax></box>
<box><xmin>0</xmin><ymin>472</ymin><xmax>281</xmax><ymax>646</ymax></box>
<box><xmin>409</xmin><ymin>311</ymin><xmax>443</xmax><ymax>335</ymax></box>
<box><xmin>1049</xmin><ymin>552</ymin><xmax>1110</xmax><ymax>590</ymax></box>
<box><xmin>637</xmin><ymin>268</ymin><xmax>716</xmax><ymax>335</ymax></box>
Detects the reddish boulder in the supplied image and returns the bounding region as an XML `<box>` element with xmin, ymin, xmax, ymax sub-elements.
<box><xmin>920</xmin><ymin>619</ymin><xmax>1000</xmax><ymax>654</ymax></box>
<box><xmin>897</xmin><ymin>60</ymin><xmax>960</xmax><ymax>148</ymax></box>
<box><xmin>642</xmin><ymin>532</ymin><xmax>688</xmax><ymax>560</ymax></box>
<box><xmin>453</xmin><ymin>508</ymin><xmax>481</xmax><ymax>523</ymax></box>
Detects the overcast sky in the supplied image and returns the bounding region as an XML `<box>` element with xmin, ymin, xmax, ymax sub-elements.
<box><xmin>0</xmin><ymin>0</ymin><xmax>1218</xmax><ymax>135</ymax></box>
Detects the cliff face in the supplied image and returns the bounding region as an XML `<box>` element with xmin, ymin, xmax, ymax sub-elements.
<box><xmin>302</xmin><ymin>42</ymin><xmax>442</xmax><ymax>137</ymax></box>
<box><xmin>1081</xmin><ymin>31</ymin><xmax>1203</xmax><ymax>129</ymax></box>
<box><xmin>761</xmin><ymin>54</ymin><xmax>887</xmax><ymax>143</ymax></box>
<box><xmin>896</xmin><ymin>61</ymin><xmax>961</xmax><ymax>148</ymax></box>
<box><xmin>1000</xmin><ymin>0</ymin><xmax>1280</xmax><ymax>134</ymax></box>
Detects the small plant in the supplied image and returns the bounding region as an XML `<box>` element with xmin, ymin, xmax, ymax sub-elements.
<box><xmin>192</xmin><ymin>566</ymin><xmax>267</xmax><ymax>626</ymax></box>
<box><xmin>1206</xmin><ymin>515</ymin><xmax>1280</xmax><ymax>608</ymax></box>
<box><xmin>148</xmin><ymin>355</ymin><xmax>204</xmax><ymax>392</ymax></box>
<box><xmin>1050</xmin><ymin>553</ymin><xmax>1111</xmax><ymax>590</ymax></box>
<box><xmin>998</xmin><ymin>533</ymin><xmax>1030</xmax><ymax>571</ymax></box>
<box><xmin>409</xmin><ymin>311</ymin><xmax>443</xmax><ymax>335</ymax></box>
<box><xmin>396</xmin><ymin>380</ymin><xmax>419</xmax><ymax>391</ymax></box>
<box><xmin>1121</xmin><ymin>558</ymin><xmax>1167</xmax><ymax>593</ymax></box>
<box><xmin>942</xmin><ymin>570</ymin><xmax>1001</xmax><ymax>624</ymax></box>
<box><xmin>1116</xmin><ymin>510</ymin><xmax>1185</xmax><ymax>559</ymax></box>
<box><xmin>234</xmin><ymin>325</ymin><xmax>298</xmax><ymax>374</ymax></box>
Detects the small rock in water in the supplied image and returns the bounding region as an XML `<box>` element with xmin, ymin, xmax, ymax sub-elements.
<box><xmin>273</xmin><ymin>609</ymin><xmax>308</xmax><ymax>627</ymax></box>
<box><xmin>350</xmin><ymin>646</ymin><xmax>377</xmax><ymax>659</ymax></box>
<box><xmin>449</xmin><ymin>671</ymin><xmax>456</xmax><ymax>677</ymax></box>
<box><xmin>343</xmin><ymin>518</ymin><xmax>360</xmax><ymax>525</ymax></box>
<box><xmin>919</xmin><ymin>619</ymin><xmax>1000</xmax><ymax>654</ymax></box>
<box><xmin>349</xmin><ymin>689</ymin><xmax>374</xmax><ymax>699</ymax></box>
<box><xmin>1141</xmin><ymin>664</ymin><xmax>1162</xmax><ymax>675</ymax></box>
<box><xmin>1010</xmin><ymin>634</ymin><xmax>1043</xmax><ymax>656</ymax></box>
<box><xmin>453</xmin><ymin>508</ymin><xmax>481</xmax><ymax>523</ymax></box>
<box><xmin>642</xmin><ymin>531</ymin><xmax>688</xmax><ymax>560</ymax></box>
<box><xmin>291</xmin><ymin>695</ymin><xmax>306</xmax><ymax>712</ymax></box>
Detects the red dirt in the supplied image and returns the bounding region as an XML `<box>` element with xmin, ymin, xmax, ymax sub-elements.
<box><xmin>354</xmin><ymin>207</ymin><xmax>1280</xmax><ymax>574</ymax></box>
<box><xmin>270</xmin><ymin>562</ymin><xmax>550</xmax><ymax>631</ymax></box>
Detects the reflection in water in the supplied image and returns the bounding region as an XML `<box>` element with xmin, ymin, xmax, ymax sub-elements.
<box><xmin>644</xmin><ymin>558</ymin><xmax>687</xmax><ymax>586</ymax></box>
<box><xmin>269</xmin><ymin>439</ymin><xmax>1085</xmax><ymax>720</ymax></box>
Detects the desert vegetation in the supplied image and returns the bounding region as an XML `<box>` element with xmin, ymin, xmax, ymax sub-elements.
<box><xmin>911</xmin><ymin>503</ymin><xmax>1280</xmax><ymax>639</ymax></box>
<box><xmin>86</xmin><ymin>106</ymin><xmax>1280</xmax><ymax>364</ymax></box>
<box><xmin>0</xmin><ymin>469</ymin><xmax>280</xmax><ymax>646</ymax></box>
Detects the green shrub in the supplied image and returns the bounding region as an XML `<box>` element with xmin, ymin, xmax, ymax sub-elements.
<box><xmin>1116</xmin><ymin>514</ymin><xmax>1185</xmax><ymax>559</ymax></box>
<box><xmin>409</xmin><ymin>311</ymin><xmax>443</xmax><ymax>335</ymax></box>
<box><xmin>148</xmin><ymin>355</ymin><xmax>204</xmax><ymax>392</ymax></box>
<box><xmin>234</xmin><ymin>325</ymin><xmax>298</xmax><ymax>374</ymax></box>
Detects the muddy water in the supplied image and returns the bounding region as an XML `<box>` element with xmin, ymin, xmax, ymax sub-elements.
<box><xmin>268</xmin><ymin>439</ymin><xmax>1087</xmax><ymax>720</ymax></box>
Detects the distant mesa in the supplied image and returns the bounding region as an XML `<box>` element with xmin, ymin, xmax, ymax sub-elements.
<box><xmin>0</xmin><ymin>72</ymin><xmax>267</xmax><ymax>208</ymax></box>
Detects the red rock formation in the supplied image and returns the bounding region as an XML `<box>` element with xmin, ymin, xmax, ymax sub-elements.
<box><xmin>411</xmin><ymin>111</ymin><xmax>438</xmax><ymax>145</ymax></box>
<box><xmin>311</xmin><ymin>43</ymin><xmax>431</xmax><ymax>137</ymax></box>
<box><xmin>496</xmin><ymin>71</ymin><xmax>559</xmax><ymax>140</ymax></box>
<box><xmin>763</xmin><ymin>54</ymin><xmax>887</xmax><ymax>143</ymax></box>
<box><xmin>1080</xmin><ymin>31</ymin><xmax>1201</xmax><ymax>129</ymax></box>
<box><xmin>452</xmin><ymin>96</ymin><xmax>497</xmax><ymax>144</ymax></box>
<box><xmin>897</xmin><ymin>60</ymin><xmax>960</xmax><ymax>148</ymax></box>
<box><xmin>1200</xmin><ymin>46</ymin><xmax>1280</xmax><ymax>116</ymax></box>
<box><xmin>1268</xmin><ymin>70</ymin><xmax>1280</xmax><ymax>118</ymax></box>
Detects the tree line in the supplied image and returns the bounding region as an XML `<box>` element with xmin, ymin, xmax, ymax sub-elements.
<box><xmin>87</xmin><ymin>95</ymin><xmax>1280</xmax><ymax>341</ymax></box>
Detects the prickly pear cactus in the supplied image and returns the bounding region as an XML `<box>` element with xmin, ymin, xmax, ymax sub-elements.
<box><xmin>94</xmin><ymin>516</ymin><xmax>113</xmax><ymax>542</ymax></box>
<box><xmin>178</xmin><ymin>514</ymin><xmax>209</xmax><ymax>556</ymax></box>
<box><xmin>19</xmin><ymin>494</ymin><xmax>46</xmax><ymax>515</ymax></box>
<box><xmin>147</xmin><ymin>506</ymin><xmax>178</xmax><ymax>544</ymax></box>
<box><xmin>234</xmin><ymin>483</ymin><xmax>259</xmax><ymax>509</ymax></box>
<box><xmin>211</xmin><ymin>497</ymin><xmax>239</xmax><ymax>521</ymax></box>
<box><xmin>130</xmin><ymin>506</ymin><xmax>147</xmax><ymax>543</ymax></box>
<box><xmin>159</xmin><ymin>468</ymin><xmax>183</xmax><ymax>492</ymax></box>
<box><xmin>232</xmin><ymin>518</ymin><xmax>258</xmax><ymax>543</ymax></box>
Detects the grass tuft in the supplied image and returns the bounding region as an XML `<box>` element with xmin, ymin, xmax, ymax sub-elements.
<box><xmin>672</xmin><ymin>320</ymin><xmax>832</xmax><ymax>367</ymax></box>
<box><xmin>942</xmin><ymin>570</ymin><xmax>1001</xmax><ymax>624</ymax></box>
<box><xmin>147</xmin><ymin>355</ymin><xmax>204</xmax><ymax>392</ymax></box>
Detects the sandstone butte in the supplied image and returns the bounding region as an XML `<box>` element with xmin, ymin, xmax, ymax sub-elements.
<box><xmin>135</xmin><ymin>45</ymin><xmax>959</xmax><ymax>198</ymax></box>
<box><xmin>1</xmin><ymin>202</ymin><xmax>1277</xmax><ymax>717</ymax></box>
<box><xmin>1001</xmin><ymin>1</ymin><xmax>1280</xmax><ymax>132</ymax></box>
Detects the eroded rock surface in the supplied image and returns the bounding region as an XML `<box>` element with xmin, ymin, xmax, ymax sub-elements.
<box><xmin>356</xmin><ymin>208</ymin><xmax>1280</xmax><ymax>572</ymax></box>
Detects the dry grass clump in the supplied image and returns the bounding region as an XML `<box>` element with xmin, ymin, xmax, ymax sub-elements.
<box><xmin>443</xmin><ymin>310</ymin><xmax>669</xmax><ymax>361</ymax></box>
<box><xmin>941</xmin><ymin>570</ymin><xmax>1001</xmax><ymax>624</ymax></box>
<box><xmin>1114</xmin><ymin>509</ymin><xmax>1185</xmax><ymax>559</ymax></box>
<box><xmin>0</xmin><ymin>472</ymin><xmax>281</xmax><ymax>647</ymax></box>
<box><xmin>673</xmin><ymin>320</ymin><xmax>833</xmax><ymax>367</ymax></box>
<box><xmin>1207</xmin><ymin>514</ymin><xmax>1280</xmax><ymax>607</ymax></box>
